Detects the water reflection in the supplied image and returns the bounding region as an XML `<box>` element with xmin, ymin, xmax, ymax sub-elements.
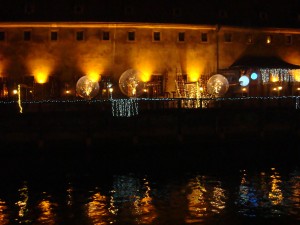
<box><xmin>86</xmin><ymin>191</ymin><xmax>112</xmax><ymax>225</ymax></box>
<box><xmin>15</xmin><ymin>181</ymin><xmax>30</xmax><ymax>223</ymax></box>
<box><xmin>36</xmin><ymin>193</ymin><xmax>56</xmax><ymax>225</ymax></box>
<box><xmin>110</xmin><ymin>174</ymin><xmax>157</xmax><ymax>224</ymax></box>
<box><xmin>185</xmin><ymin>176</ymin><xmax>226</xmax><ymax>224</ymax></box>
<box><xmin>0</xmin><ymin>167</ymin><xmax>298</xmax><ymax>224</ymax></box>
<box><xmin>288</xmin><ymin>170</ymin><xmax>300</xmax><ymax>217</ymax></box>
<box><xmin>0</xmin><ymin>200</ymin><xmax>8</xmax><ymax>224</ymax></box>
<box><xmin>235</xmin><ymin>167</ymin><xmax>299</xmax><ymax>218</ymax></box>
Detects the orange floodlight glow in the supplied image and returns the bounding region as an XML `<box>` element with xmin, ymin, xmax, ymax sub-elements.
<box><xmin>28</xmin><ymin>58</ymin><xmax>54</xmax><ymax>84</ymax></box>
<box><xmin>134</xmin><ymin>57</ymin><xmax>155</xmax><ymax>82</ymax></box>
<box><xmin>86</xmin><ymin>70</ymin><xmax>101</xmax><ymax>82</ymax></box>
<box><xmin>292</xmin><ymin>69</ymin><xmax>300</xmax><ymax>82</ymax></box>
<box><xmin>35</xmin><ymin>72</ymin><xmax>48</xmax><ymax>84</ymax></box>
<box><xmin>81</xmin><ymin>60</ymin><xmax>103</xmax><ymax>82</ymax></box>
<box><xmin>187</xmin><ymin>65</ymin><xmax>203</xmax><ymax>82</ymax></box>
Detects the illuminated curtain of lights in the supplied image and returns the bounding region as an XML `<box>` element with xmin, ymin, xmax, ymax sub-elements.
<box><xmin>259</xmin><ymin>68</ymin><xmax>295</xmax><ymax>84</ymax></box>
<box><xmin>111</xmin><ymin>99</ymin><xmax>139</xmax><ymax>117</ymax></box>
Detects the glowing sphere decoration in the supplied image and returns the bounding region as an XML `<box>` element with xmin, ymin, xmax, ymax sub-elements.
<box><xmin>239</xmin><ymin>75</ymin><xmax>250</xmax><ymax>86</ymax></box>
<box><xmin>119</xmin><ymin>69</ymin><xmax>144</xmax><ymax>98</ymax></box>
<box><xmin>76</xmin><ymin>75</ymin><xmax>99</xmax><ymax>99</ymax></box>
<box><xmin>250</xmin><ymin>72</ymin><xmax>258</xmax><ymax>80</ymax></box>
<box><xmin>207</xmin><ymin>74</ymin><xmax>229</xmax><ymax>97</ymax></box>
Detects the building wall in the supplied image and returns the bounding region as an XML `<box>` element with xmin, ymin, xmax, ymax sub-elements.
<box><xmin>0</xmin><ymin>22</ymin><xmax>300</xmax><ymax>99</ymax></box>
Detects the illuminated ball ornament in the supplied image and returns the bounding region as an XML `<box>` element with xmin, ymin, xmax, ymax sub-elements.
<box><xmin>119</xmin><ymin>69</ymin><xmax>144</xmax><ymax>98</ymax></box>
<box><xmin>239</xmin><ymin>75</ymin><xmax>250</xmax><ymax>86</ymax></box>
<box><xmin>76</xmin><ymin>75</ymin><xmax>99</xmax><ymax>99</ymax></box>
<box><xmin>250</xmin><ymin>72</ymin><xmax>258</xmax><ymax>80</ymax></box>
<box><xmin>207</xmin><ymin>74</ymin><xmax>229</xmax><ymax>97</ymax></box>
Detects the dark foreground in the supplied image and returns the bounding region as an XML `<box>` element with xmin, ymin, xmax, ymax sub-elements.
<box><xmin>0</xmin><ymin>103</ymin><xmax>300</xmax><ymax>224</ymax></box>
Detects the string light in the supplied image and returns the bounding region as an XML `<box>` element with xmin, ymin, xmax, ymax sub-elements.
<box><xmin>0</xmin><ymin>96</ymin><xmax>299</xmax><ymax>115</ymax></box>
<box><xmin>111</xmin><ymin>99</ymin><xmax>139</xmax><ymax>117</ymax></box>
<box><xmin>17</xmin><ymin>84</ymin><xmax>23</xmax><ymax>113</ymax></box>
<box><xmin>260</xmin><ymin>68</ymin><xmax>294</xmax><ymax>84</ymax></box>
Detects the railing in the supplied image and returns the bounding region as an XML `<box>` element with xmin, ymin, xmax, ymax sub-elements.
<box><xmin>0</xmin><ymin>96</ymin><xmax>300</xmax><ymax>115</ymax></box>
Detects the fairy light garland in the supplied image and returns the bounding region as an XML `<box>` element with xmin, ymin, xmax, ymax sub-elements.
<box><xmin>1</xmin><ymin>96</ymin><xmax>299</xmax><ymax>114</ymax></box>
<box><xmin>111</xmin><ymin>98</ymin><xmax>139</xmax><ymax>117</ymax></box>
<box><xmin>260</xmin><ymin>68</ymin><xmax>294</xmax><ymax>83</ymax></box>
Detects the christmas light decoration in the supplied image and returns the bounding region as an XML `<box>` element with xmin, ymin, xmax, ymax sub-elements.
<box><xmin>76</xmin><ymin>75</ymin><xmax>100</xmax><ymax>99</ymax></box>
<box><xmin>119</xmin><ymin>69</ymin><xmax>144</xmax><ymax>98</ymax></box>
<box><xmin>260</xmin><ymin>68</ymin><xmax>294</xmax><ymax>84</ymax></box>
<box><xmin>111</xmin><ymin>99</ymin><xmax>139</xmax><ymax>117</ymax></box>
<box><xmin>207</xmin><ymin>74</ymin><xmax>229</xmax><ymax>97</ymax></box>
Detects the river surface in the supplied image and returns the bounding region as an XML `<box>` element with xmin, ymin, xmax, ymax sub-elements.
<box><xmin>0</xmin><ymin>147</ymin><xmax>299</xmax><ymax>225</ymax></box>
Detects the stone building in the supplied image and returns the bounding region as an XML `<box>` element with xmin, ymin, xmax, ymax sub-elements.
<box><xmin>1</xmin><ymin>0</ymin><xmax>300</xmax><ymax>99</ymax></box>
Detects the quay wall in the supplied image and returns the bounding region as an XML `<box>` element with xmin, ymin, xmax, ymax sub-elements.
<box><xmin>0</xmin><ymin>103</ymin><xmax>299</xmax><ymax>145</ymax></box>
<box><xmin>0</xmin><ymin>101</ymin><xmax>299</xmax><ymax>170</ymax></box>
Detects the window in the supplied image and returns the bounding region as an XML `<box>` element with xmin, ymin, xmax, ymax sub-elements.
<box><xmin>266</xmin><ymin>35</ymin><xmax>272</xmax><ymax>44</ymax></box>
<box><xmin>201</xmin><ymin>33</ymin><xmax>208</xmax><ymax>42</ymax></box>
<box><xmin>128</xmin><ymin>31</ymin><xmax>135</xmax><ymax>41</ymax></box>
<box><xmin>285</xmin><ymin>35</ymin><xmax>292</xmax><ymax>45</ymax></box>
<box><xmin>24</xmin><ymin>31</ymin><xmax>31</xmax><ymax>41</ymax></box>
<box><xmin>178</xmin><ymin>32</ymin><xmax>185</xmax><ymax>42</ymax></box>
<box><xmin>153</xmin><ymin>31</ymin><xmax>161</xmax><ymax>41</ymax></box>
<box><xmin>102</xmin><ymin>31</ymin><xmax>110</xmax><ymax>40</ymax></box>
<box><xmin>224</xmin><ymin>33</ymin><xmax>232</xmax><ymax>42</ymax></box>
<box><xmin>50</xmin><ymin>31</ymin><xmax>58</xmax><ymax>41</ymax></box>
<box><xmin>76</xmin><ymin>31</ymin><xmax>84</xmax><ymax>41</ymax></box>
<box><xmin>0</xmin><ymin>31</ymin><xmax>5</xmax><ymax>41</ymax></box>
<box><xmin>246</xmin><ymin>34</ymin><xmax>253</xmax><ymax>44</ymax></box>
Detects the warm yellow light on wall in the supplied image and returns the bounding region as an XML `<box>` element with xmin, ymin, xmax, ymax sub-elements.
<box><xmin>187</xmin><ymin>67</ymin><xmax>202</xmax><ymax>82</ymax></box>
<box><xmin>292</xmin><ymin>69</ymin><xmax>300</xmax><ymax>82</ymax></box>
<box><xmin>266</xmin><ymin>35</ymin><xmax>272</xmax><ymax>44</ymax></box>
<box><xmin>35</xmin><ymin>72</ymin><xmax>48</xmax><ymax>84</ymax></box>
<box><xmin>80</xmin><ymin>58</ymin><xmax>105</xmax><ymax>82</ymax></box>
<box><xmin>187</xmin><ymin>55</ymin><xmax>206</xmax><ymax>82</ymax></box>
<box><xmin>28</xmin><ymin>59</ymin><xmax>53</xmax><ymax>84</ymax></box>
<box><xmin>86</xmin><ymin>71</ymin><xmax>101</xmax><ymax>82</ymax></box>
<box><xmin>135</xmin><ymin>61</ymin><xmax>153</xmax><ymax>82</ymax></box>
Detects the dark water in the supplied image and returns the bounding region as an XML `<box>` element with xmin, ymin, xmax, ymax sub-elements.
<box><xmin>0</xmin><ymin>147</ymin><xmax>299</xmax><ymax>225</ymax></box>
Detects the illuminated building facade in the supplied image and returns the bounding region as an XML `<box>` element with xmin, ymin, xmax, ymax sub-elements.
<box><xmin>1</xmin><ymin>0</ymin><xmax>300</xmax><ymax>99</ymax></box>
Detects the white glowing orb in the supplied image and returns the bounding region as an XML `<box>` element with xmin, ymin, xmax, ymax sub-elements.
<box><xmin>239</xmin><ymin>75</ymin><xmax>250</xmax><ymax>86</ymax></box>
<box><xmin>119</xmin><ymin>69</ymin><xmax>144</xmax><ymax>98</ymax></box>
<box><xmin>207</xmin><ymin>74</ymin><xmax>229</xmax><ymax>97</ymax></box>
<box><xmin>76</xmin><ymin>75</ymin><xmax>99</xmax><ymax>99</ymax></box>
<box><xmin>250</xmin><ymin>72</ymin><xmax>258</xmax><ymax>80</ymax></box>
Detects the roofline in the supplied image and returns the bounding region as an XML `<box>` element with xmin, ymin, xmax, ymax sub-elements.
<box><xmin>0</xmin><ymin>22</ymin><xmax>218</xmax><ymax>30</ymax></box>
<box><xmin>219</xmin><ymin>25</ymin><xmax>300</xmax><ymax>34</ymax></box>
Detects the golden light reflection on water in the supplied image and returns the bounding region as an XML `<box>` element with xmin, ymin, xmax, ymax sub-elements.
<box><xmin>15</xmin><ymin>182</ymin><xmax>30</xmax><ymax>223</ymax></box>
<box><xmin>132</xmin><ymin>178</ymin><xmax>157</xmax><ymax>224</ymax></box>
<box><xmin>185</xmin><ymin>176</ymin><xmax>226</xmax><ymax>224</ymax></box>
<box><xmin>87</xmin><ymin>191</ymin><xmax>112</xmax><ymax>225</ymax></box>
<box><xmin>37</xmin><ymin>194</ymin><xmax>56</xmax><ymax>225</ymax></box>
<box><xmin>109</xmin><ymin>175</ymin><xmax>157</xmax><ymax>224</ymax></box>
<box><xmin>211</xmin><ymin>186</ymin><xmax>226</xmax><ymax>213</ymax></box>
<box><xmin>268</xmin><ymin>168</ymin><xmax>283</xmax><ymax>206</ymax></box>
<box><xmin>185</xmin><ymin>176</ymin><xmax>207</xmax><ymax>224</ymax></box>
<box><xmin>0</xmin><ymin>200</ymin><xmax>8</xmax><ymax>224</ymax></box>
